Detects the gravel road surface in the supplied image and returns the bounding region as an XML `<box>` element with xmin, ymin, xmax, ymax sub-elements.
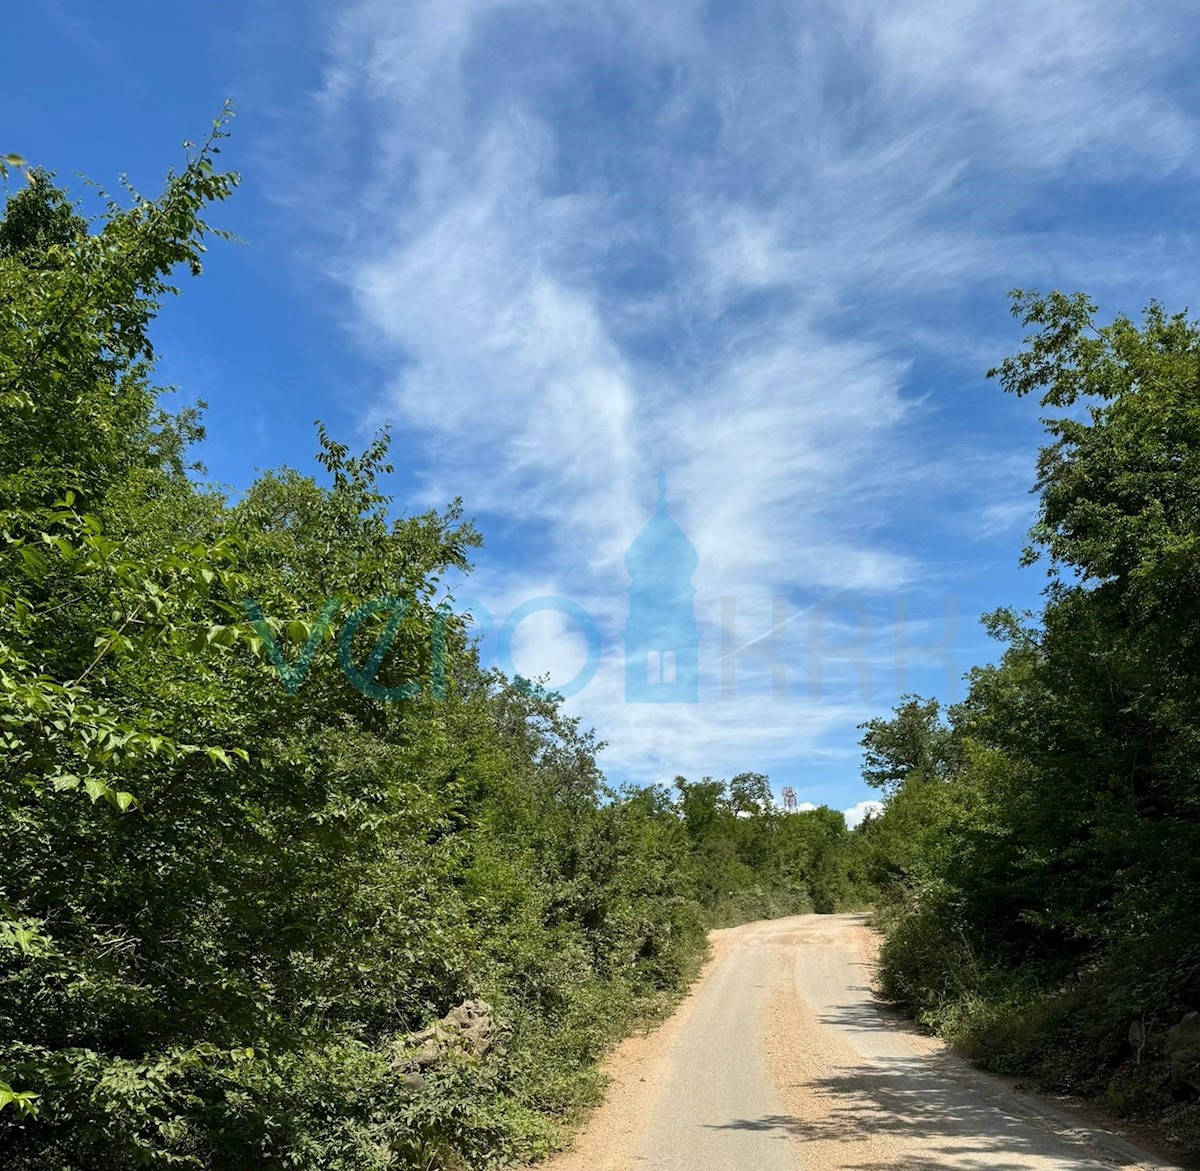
<box><xmin>540</xmin><ymin>913</ymin><xmax>1179</xmax><ymax>1171</ymax></box>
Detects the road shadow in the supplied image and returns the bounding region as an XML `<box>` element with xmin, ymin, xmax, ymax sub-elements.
<box><xmin>705</xmin><ymin>1058</ymin><xmax>1147</xmax><ymax>1169</ymax></box>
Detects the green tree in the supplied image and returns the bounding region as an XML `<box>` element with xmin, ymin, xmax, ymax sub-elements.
<box><xmin>1</xmin><ymin>121</ymin><xmax>872</xmax><ymax>1169</ymax></box>
<box><xmin>868</xmin><ymin>291</ymin><xmax>1200</xmax><ymax>1154</ymax></box>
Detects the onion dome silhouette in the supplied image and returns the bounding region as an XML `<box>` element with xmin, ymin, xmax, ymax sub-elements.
<box><xmin>623</xmin><ymin>472</ymin><xmax>700</xmax><ymax>703</ymax></box>
<box><xmin>624</xmin><ymin>471</ymin><xmax>700</xmax><ymax>584</ymax></box>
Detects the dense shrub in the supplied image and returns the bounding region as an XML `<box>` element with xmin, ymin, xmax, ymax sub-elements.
<box><xmin>863</xmin><ymin>291</ymin><xmax>1200</xmax><ymax>1158</ymax></box>
<box><xmin>0</xmin><ymin>130</ymin><xmax>869</xmax><ymax>1167</ymax></box>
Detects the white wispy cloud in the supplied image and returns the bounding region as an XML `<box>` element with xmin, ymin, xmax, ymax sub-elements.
<box><xmin>276</xmin><ymin>0</ymin><xmax>1199</xmax><ymax>792</ymax></box>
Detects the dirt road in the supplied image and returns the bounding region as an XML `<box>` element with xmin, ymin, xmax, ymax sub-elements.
<box><xmin>542</xmin><ymin>914</ymin><xmax>1178</xmax><ymax>1171</ymax></box>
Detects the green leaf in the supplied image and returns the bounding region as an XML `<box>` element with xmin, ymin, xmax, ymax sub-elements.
<box><xmin>109</xmin><ymin>790</ymin><xmax>138</xmax><ymax>813</ymax></box>
<box><xmin>0</xmin><ymin>1082</ymin><xmax>40</xmax><ymax>1118</ymax></box>
<box><xmin>83</xmin><ymin>777</ymin><xmax>110</xmax><ymax>804</ymax></box>
<box><xmin>205</xmin><ymin>746</ymin><xmax>233</xmax><ymax>769</ymax></box>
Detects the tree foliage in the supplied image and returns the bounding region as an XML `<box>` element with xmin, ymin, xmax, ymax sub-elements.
<box><xmin>865</xmin><ymin>290</ymin><xmax>1200</xmax><ymax>1155</ymax></box>
<box><xmin>0</xmin><ymin>128</ymin><xmax>869</xmax><ymax>1168</ymax></box>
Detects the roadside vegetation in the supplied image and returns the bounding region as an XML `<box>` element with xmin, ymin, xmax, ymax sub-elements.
<box><xmin>862</xmin><ymin>291</ymin><xmax>1200</xmax><ymax>1157</ymax></box>
<box><xmin>0</xmin><ymin>125</ymin><xmax>870</xmax><ymax>1168</ymax></box>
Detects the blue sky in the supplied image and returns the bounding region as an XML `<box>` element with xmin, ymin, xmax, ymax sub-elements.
<box><xmin>5</xmin><ymin>0</ymin><xmax>1199</xmax><ymax>823</ymax></box>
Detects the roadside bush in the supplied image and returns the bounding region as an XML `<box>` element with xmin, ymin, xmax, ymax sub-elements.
<box><xmin>0</xmin><ymin>135</ymin><xmax>871</xmax><ymax>1168</ymax></box>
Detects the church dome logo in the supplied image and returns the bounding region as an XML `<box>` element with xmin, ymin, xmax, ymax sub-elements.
<box><xmin>623</xmin><ymin>472</ymin><xmax>700</xmax><ymax>703</ymax></box>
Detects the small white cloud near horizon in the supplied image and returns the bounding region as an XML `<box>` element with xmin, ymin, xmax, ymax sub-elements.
<box><xmin>844</xmin><ymin>800</ymin><xmax>885</xmax><ymax>829</ymax></box>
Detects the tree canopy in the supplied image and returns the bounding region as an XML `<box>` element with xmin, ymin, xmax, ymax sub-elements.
<box><xmin>0</xmin><ymin>123</ymin><xmax>870</xmax><ymax>1169</ymax></box>
<box><xmin>864</xmin><ymin>290</ymin><xmax>1200</xmax><ymax>1156</ymax></box>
